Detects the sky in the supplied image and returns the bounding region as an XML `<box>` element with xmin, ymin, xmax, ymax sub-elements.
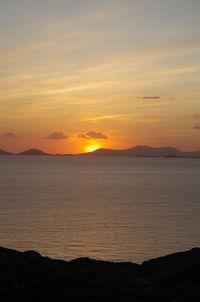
<box><xmin>0</xmin><ymin>0</ymin><xmax>200</xmax><ymax>154</ymax></box>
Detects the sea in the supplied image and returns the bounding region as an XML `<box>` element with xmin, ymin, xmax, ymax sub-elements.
<box><xmin>0</xmin><ymin>155</ymin><xmax>200</xmax><ymax>263</ymax></box>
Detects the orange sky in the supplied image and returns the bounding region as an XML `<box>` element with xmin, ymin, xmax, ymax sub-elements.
<box><xmin>0</xmin><ymin>0</ymin><xmax>200</xmax><ymax>154</ymax></box>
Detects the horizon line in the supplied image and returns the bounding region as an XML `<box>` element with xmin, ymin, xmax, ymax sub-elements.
<box><xmin>1</xmin><ymin>144</ymin><xmax>200</xmax><ymax>156</ymax></box>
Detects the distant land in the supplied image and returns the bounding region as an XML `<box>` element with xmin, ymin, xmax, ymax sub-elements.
<box><xmin>0</xmin><ymin>149</ymin><xmax>13</xmax><ymax>155</ymax></box>
<box><xmin>18</xmin><ymin>148</ymin><xmax>50</xmax><ymax>156</ymax></box>
<box><xmin>0</xmin><ymin>145</ymin><xmax>200</xmax><ymax>157</ymax></box>
<box><xmin>82</xmin><ymin>145</ymin><xmax>200</xmax><ymax>158</ymax></box>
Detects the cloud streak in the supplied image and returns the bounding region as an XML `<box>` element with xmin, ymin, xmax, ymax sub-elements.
<box><xmin>82</xmin><ymin>114</ymin><xmax>125</xmax><ymax>122</ymax></box>
<box><xmin>141</xmin><ymin>96</ymin><xmax>160</xmax><ymax>100</ymax></box>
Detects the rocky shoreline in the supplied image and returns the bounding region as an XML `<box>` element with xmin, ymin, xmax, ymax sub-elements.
<box><xmin>1</xmin><ymin>246</ymin><xmax>200</xmax><ymax>301</ymax></box>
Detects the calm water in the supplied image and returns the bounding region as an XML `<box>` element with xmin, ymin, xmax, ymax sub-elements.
<box><xmin>0</xmin><ymin>156</ymin><xmax>200</xmax><ymax>263</ymax></box>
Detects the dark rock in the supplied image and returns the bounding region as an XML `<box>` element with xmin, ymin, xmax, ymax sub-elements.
<box><xmin>1</xmin><ymin>246</ymin><xmax>200</xmax><ymax>301</ymax></box>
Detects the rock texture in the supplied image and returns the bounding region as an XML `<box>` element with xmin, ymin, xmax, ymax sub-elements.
<box><xmin>1</xmin><ymin>246</ymin><xmax>200</xmax><ymax>301</ymax></box>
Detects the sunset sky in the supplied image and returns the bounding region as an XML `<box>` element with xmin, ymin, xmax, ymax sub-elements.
<box><xmin>0</xmin><ymin>0</ymin><xmax>200</xmax><ymax>154</ymax></box>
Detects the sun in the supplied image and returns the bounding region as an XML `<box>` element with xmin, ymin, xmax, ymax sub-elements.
<box><xmin>85</xmin><ymin>144</ymin><xmax>101</xmax><ymax>153</ymax></box>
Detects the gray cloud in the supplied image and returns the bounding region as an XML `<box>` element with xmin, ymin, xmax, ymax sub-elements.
<box><xmin>78</xmin><ymin>133</ymin><xmax>88</xmax><ymax>139</ymax></box>
<box><xmin>78</xmin><ymin>131</ymin><xmax>108</xmax><ymax>139</ymax></box>
<box><xmin>46</xmin><ymin>132</ymin><xmax>68</xmax><ymax>140</ymax></box>
<box><xmin>1</xmin><ymin>132</ymin><xmax>17</xmax><ymax>139</ymax></box>
<box><xmin>194</xmin><ymin>125</ymin><xmax>200</xmax><ymax>130</ymax></box>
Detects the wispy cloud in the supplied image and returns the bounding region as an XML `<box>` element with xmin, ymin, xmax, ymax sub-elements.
<box><xmin>46</xmin><ymin>132</ymin><xmax>68</xmax><ymax>140</ymax></box>
<box><xmin>194</xmin><ymin>125</ymin><xmax>200</xmax><ymax>130</ymax></box>
<box><xmin>81</xmin><ymin>114</ymin><xmax>125</xmax><ymax>122</ymax></box>
<box><xmin>78</xmin><ymin>131</ymin><xmax>108</xmax><ymax>139</ymax></box>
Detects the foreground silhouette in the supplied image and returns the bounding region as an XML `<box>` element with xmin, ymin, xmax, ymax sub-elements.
<box><xmin>1</xmin><ymin>246</ymin><xmax>200</xmax><ymax>301</ymax></box>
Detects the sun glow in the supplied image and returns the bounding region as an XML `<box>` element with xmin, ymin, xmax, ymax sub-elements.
<box><xmin>85</xmin><ymin>144</ymin><xmax>101</xmax><ymax>153</ymax></box>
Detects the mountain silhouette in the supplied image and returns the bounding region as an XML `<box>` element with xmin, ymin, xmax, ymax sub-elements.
<box><xmin>1</xmin><ymin>145</ymin><xmax>200</xmax><ymax>157</ymax></box>
<box><xmin>83</xmin><ymin>145</ymin><xmax>200</xmax><ymax>158</ymax></box>
<box><xmin>0</xmin><ymin>149</ymin><xmax>13</xmax><ymax>155</ymax></box>
<box><xmin>18</xmin><ymin>149</ymin><xmax>50</xmax><ymax>156</ymax></box>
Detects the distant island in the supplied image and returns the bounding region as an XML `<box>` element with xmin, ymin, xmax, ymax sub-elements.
<box><xmin>0</xmin><ymin>145</ymin><xmax>200</xmax><ymax>158</ymax></box>
<box><xmin>18</xmin><ymin>149</ymin><xmax>50</xmax><ymax>156</ymax></box>
<box><xmin>0</xmin><ymin>149</ymin><xmax>14</xmax><ymax>155</ymax></box>
<box><xmin>1</xmin><ymin>246</ymin><xmax>200</xmax><ymax>301</ymax></box>
<box><xmin>82</xmin><ymin>145</ymin><xmax>200</xmax><ymax>158</ymax></box>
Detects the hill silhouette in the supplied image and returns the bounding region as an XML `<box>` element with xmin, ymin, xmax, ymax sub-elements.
<box><xmin>84</xmin><ymin>145</ymin><xmax>200</xmax><ymax>158</ymax></box>
<box><xmin>0</xmin><ymin>145</ymin><xmax>200</xmax><ymax>157</ymax></box>
<box><xmin>18</xmin><ymin>149</ymin><xmax>50</xmax><ymax>156</ymax></box>
<box><xmin>0</xmin><ymin>149</ymin><xmax>13</xmax><ymax>155</ymax></box>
